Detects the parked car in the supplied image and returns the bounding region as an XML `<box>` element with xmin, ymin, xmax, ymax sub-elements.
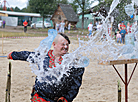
<box><xmin>31</xmin><ymin>21</ymin><xmax>52</xmax><ymax>28</ymax></box>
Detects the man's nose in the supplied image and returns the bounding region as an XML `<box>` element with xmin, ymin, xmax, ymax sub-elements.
<box><xmin>64</xmin><ymin>45</ymin><xmax>68</xmax><ymax>48</ymax></box>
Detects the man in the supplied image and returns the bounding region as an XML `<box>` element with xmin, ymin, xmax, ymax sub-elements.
<box><xmin>88</xmin><ymin>22</ymin><xmax>93</xmax><ymax>36</ymax></box>
<box><xmin>7</xmin><ymin>33</ymin><xmax>85</xmax><ymax>102</ymax></box>
<box><xmin>23</xmin><ymin>20</ymin><xmax>28</xmax><ymax>33</ymax></box>
<box><xmin>59</xmin><ymin>21</ymin><xmax>65</xmax><ymax>34</ymax></box>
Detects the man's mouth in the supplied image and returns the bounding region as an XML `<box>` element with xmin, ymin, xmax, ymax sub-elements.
<box><xmin>63</xmin><ymin>48</ymin><xmax>68</xmax><ymax>52</ymax></box>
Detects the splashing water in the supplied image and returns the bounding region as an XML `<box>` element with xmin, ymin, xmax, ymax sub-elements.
<box><xmin>125</xmin><ymin>3</ymin><xmax>134</xmax><ymax>18</ymax></box>
<box><xmin>27</xmin><ymin>0</ymin><xmax>138</xmax><ymax>85</ymax></box>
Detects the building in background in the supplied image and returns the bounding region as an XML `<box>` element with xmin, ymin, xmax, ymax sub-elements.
<box><xmin>0</xmin><ymin>10</ymin><xmax>41</xmax><ymax>26</ymax></box>
<box><xmin>51</xmin><ymin>4</ymin><xmax>79</xmax><ymax>30</ymax></box>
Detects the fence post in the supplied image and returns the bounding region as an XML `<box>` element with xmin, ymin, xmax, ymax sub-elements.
<box><xmin>2</xmin><ymin>33</ymin><xmax>3</xmax><ymax>54</ymax></box>
<box><xmin>118</xmin><ymin>80</ymin><xmax>121</xmax><ymax>102</ymax></box>
<box><xmin>5</xmin><ymin>62</ymin><xmax>11</xmax><ymax>102</ymax></box>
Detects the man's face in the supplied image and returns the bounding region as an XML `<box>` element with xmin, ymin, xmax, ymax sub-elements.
<box><xmin>122</xmin><ymin>27</ymin><xmax>125</xmax><ymax>29</ymax></box>
<box><xmin>53</xmin><ymin>36</ymin><xmax>69</xmax><ymax>56</ymax></box>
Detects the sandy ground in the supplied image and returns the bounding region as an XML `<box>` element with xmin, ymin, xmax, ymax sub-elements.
<box><xmin>0</xmin><ymin>37</ymin><xmax>138</xmax><ymax>102</ymax></box>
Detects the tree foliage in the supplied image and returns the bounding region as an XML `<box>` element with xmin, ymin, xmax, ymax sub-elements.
<box><xmin>14</xmin><ymin>7</ymin><xmax>20</xmax><ymax>12</ymax></box>
<box><xmin>72</xmin><ymin>0</ymin><xmax>94</xmax><ymax>29</ymax></box>
<box><xmin>28</xmin><ymin>0</ymin><xmax>56</xmax><ymax>17</ymax></box>
<box><xmin>27</xmin><ymin>0</ymin><xmax>69</xmax><ymax>28</ymax></box>
<box><xmin>27</xmin><ymin>0</ymin><xmax>68</xmax><ymax>16</ymax></box>
<box><xmin>69</xmin><ymin>2</ymin><xmax>79</xmax><ymax>13</ymax></box>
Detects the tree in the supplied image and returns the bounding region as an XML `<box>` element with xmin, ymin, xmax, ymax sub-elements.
<box><xmin>70</xmin><ymin>2</ymin><xmax>79</xmax><ymax>13</ymax></box>
<box><xmin>27</xmin><ymin>0</ymin><xmax>69</xmax><ymax>28</ymax></box>
<box><xmin>72</xmin><ymin>0</ymin><xmax>96</xmax><ymax>29</ymax></box>
<box><xmin>21</xmin><ymin>8</ymin><xmax>27</xmax><ymax>12</ymax></box>
<box><xmin>28</xmin><ymin>0</ymin><xmax>57</xmax><ymax>28</ymax></box>
<box><xmin>14</xmin><ymin>6</ymin><xmax>21</xmax><ymax>12</ymax></box>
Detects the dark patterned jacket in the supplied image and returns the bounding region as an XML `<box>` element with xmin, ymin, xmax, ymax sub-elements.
<box><xmin>10</xmin><ymin>50</ymin><xmax>85</xmax><ymax>102</ymax></box>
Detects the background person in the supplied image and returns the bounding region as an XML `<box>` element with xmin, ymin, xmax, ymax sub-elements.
<box><xmin>116</xmin><ymin>31</ymin><xmax>122</xmax><ymax>43</ymax></box>
<box><xmin>0</xmin><ymin>19</ymin><xmax>2</xmax><ymax>28</ymax></box>
<box><xmin>68</xmin><ymin>23</ymin><xmax>71</xmax><ymax>34</ymax></box>
<box><xmin>23</xmin><ymin>20</ymin><xmax>28</xmax><ymax>33</ymax></box>
<box><xmin>118</xmin><ymin>21</ymin><xmax>122</xmax><ymax>31</ymax></box>
<box><xmin>120</xmin><ymin>21</ymin><xmax>126</xmax><ymax>30</ymax></box>
<box><xmin>126</xmin><ymin>22</ymin><xmax>132</xmax><ymax>34</ymax></box>
<box><xmin>120</xmin><ymin>26</ymin><xmax>126</xmax><ymax>44</ymax></box>
<box><xmin>97</xmin><ymin>22</ymin><xmax>102</xmax><ymax>31</ymax></box>
<box><xmin>2</xmin><ymin>19</ymin><xmax>6</xmax><ymax>28</ymax></box>
<box><xmin>56</xmin><ymin>21</ymin><xmax>60</xmax><ymax>33</ymax></box>
<box><xmin>88</xmin><ymin>22</ymin><xmax>93</xmax><ymax>36</ymax></box>
<box><xmin>7</xmin><ymin>33</ymin><xmax>85</xmax><ymax>102</ymax></box>
<box><xmin>59</xmin><ymin>20</ymin><xmax>65</xmax><ymax>34</ymax></box>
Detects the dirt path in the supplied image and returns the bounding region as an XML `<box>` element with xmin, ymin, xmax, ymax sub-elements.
<box><xmin>0</xmin><ymin>33</ymin><xmax>138</xmax><ymax>102</ymax></box>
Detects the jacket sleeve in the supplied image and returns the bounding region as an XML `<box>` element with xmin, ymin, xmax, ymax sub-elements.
<box><xmin>60</xmin><ymin>67</ymin><xmax>85</xmax><ymax>102</ymax></box>
<box><xmin>11</xmin><ymin>51</ymin><xmax>34</xmax><ymax>61</ymax></box>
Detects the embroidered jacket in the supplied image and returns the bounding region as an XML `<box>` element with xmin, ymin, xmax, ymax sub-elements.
<box><xmin>10</xmin><ymin>50</ymin><xmax>85</xmax><ymax>102</ymax></box>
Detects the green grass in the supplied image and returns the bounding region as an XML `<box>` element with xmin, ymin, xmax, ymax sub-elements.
<box><xmin>0</xmin><ymin>31</ymin><xmax>47</xmax><ymax>38</ymax></box>
<box><xmin>0</xmin><ymin>27</ymin><xmax>89</xmax><ymax>41</ymax></box>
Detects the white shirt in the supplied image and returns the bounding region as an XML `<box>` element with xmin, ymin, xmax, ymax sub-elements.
<box><xmin>88</xmin><ymin>24</ymin><xmax>93</xmax><ymax>31</ymax></box>
<box><xmin>60</xmin><ymin>22</ymin><xmax>65</xmax><ymax>29</ymax></box>
<box><xmin>97</xmin><ymin>24</ymin><xmax>102</xmax><ymax>30</ymax></box>
<box><xmin>0</xmin><ymin>20</ymin><xmax>2</xmax><ymax>27</ymax></box>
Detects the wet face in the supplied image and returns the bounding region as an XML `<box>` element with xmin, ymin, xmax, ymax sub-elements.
<box><xmin>53</xmin><ymin>36</ymin><xmax>69</xmax><ymax>56</ymax></box>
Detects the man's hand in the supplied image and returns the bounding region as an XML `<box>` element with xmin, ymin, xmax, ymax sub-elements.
<box><xmin>57</xmin><ymin>97</ymin><xmax>67</xmax><ymax>102</ymax></box>
<box><xmin>7</xmin><ymin>52</ymin><xmax>12</xmax><ymax>59</ymax></box>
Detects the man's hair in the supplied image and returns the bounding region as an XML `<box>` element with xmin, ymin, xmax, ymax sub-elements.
<box><xmin>53</xmin><ymin>33</ymin><xmax>70</xmax><ymax>44</ymax></box>
<box><xmin>59</xmin><ymin>33</ymin><xmax>70</xmax><ymax>44</ymax></box>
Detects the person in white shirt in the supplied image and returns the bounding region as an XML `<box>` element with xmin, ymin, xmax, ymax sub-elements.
<box><xmin>88</xmin><ymin>22</ymin><xmax>93</xmax><ymax>36</ymax></box>
<box><xmin>97</xmin><ymin>22</ymin><xmax>102</xmax><ymax>31</ymax></box>
<box><xmin>118</xmin><ymin>21</ymin><xmax>121</xmax><ymax>31</ymax></box>
<box><xmin>56</xmin><ymin>22</ymin><xmax>60</xmax><ymax>33</ymax></box>
<box><xmin>59</xmin><ymin>20</ymin><xmax>65</xmax><ymax>34</ymax></box>
<box><xmin>68</xmin><ymin>23</ymin><xmax>71</xmax><ymax>34</ymax></box>
<box><xmin>0</xmin><ymin>19</ymin><xmax>2</xmax><ymax>28</ymax></box>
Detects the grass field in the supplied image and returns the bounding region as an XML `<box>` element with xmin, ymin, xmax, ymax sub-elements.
<box><xmin>0</xmin><ymin>27</ymin><xmax>89</xmax><ymax>37</ymax></box>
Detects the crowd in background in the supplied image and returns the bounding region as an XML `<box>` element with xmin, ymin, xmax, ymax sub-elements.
<box><xmin>88</xmin><ymin>21</ymin><xmax>103</xmax><ymax>36</ymax></box>
<box><xmin>87</xmin><ymin>20</ymin><xmax>137</xmax><ymax>44</ymax></box>
<box><xmin>116</xmin><ymin>21</ymin><xmax>137</xmax><ymax>44</ymax></box>
<box><xmin>55</xmin><ymin>20</ymin><xmax>72</xmax><ymax>34</ymax></box>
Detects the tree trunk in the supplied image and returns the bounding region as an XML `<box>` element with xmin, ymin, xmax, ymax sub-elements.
<box><xmin>81</xmin><ymin>1</ymin><xmax>85</xmax><ymax>29</ymax></box>
<box><xmin>82</xmin><ymin>11</ymin><xmax>84</xmax><ymax>29</ymax></box>
<box><xmin>43</xmin><ymin>17</ymin><xmax>44</xmax><ymax>29</ymax></box>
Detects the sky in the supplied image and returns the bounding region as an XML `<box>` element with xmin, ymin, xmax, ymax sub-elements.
<box><xmin>0</xmin><ymin>0</ymin><xmax>28</xmax><ymax>9</ymax></box>
<box><xmin>0</xmin><ymin>0</ymin><xmax>98</xmax><ymax>10</ymax></box>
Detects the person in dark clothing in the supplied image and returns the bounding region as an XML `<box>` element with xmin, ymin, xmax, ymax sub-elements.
<box><xmin>7</xmin><ymin>33</ymin><xmax>85</xmax><ymax>102</ymax></box>
<box><xmin>120</xmin><ymin>26</ymin><xmax>127</xmax><ymax>44</ymax></box>
<box><xmin>3</xmin><ymin>19</ymin><xmax>6</xmax><ymax>28</ymax></box>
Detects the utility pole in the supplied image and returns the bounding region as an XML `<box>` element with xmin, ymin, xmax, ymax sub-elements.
<box><xmin>3</xmin><ymin>0</ymin><xmax>6</xmax><ymax>11</ymax></box>
<box><xmin>0</xmin><ymin>0</ymin><xmax>13</xmax><ymax>11</ymax></box>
